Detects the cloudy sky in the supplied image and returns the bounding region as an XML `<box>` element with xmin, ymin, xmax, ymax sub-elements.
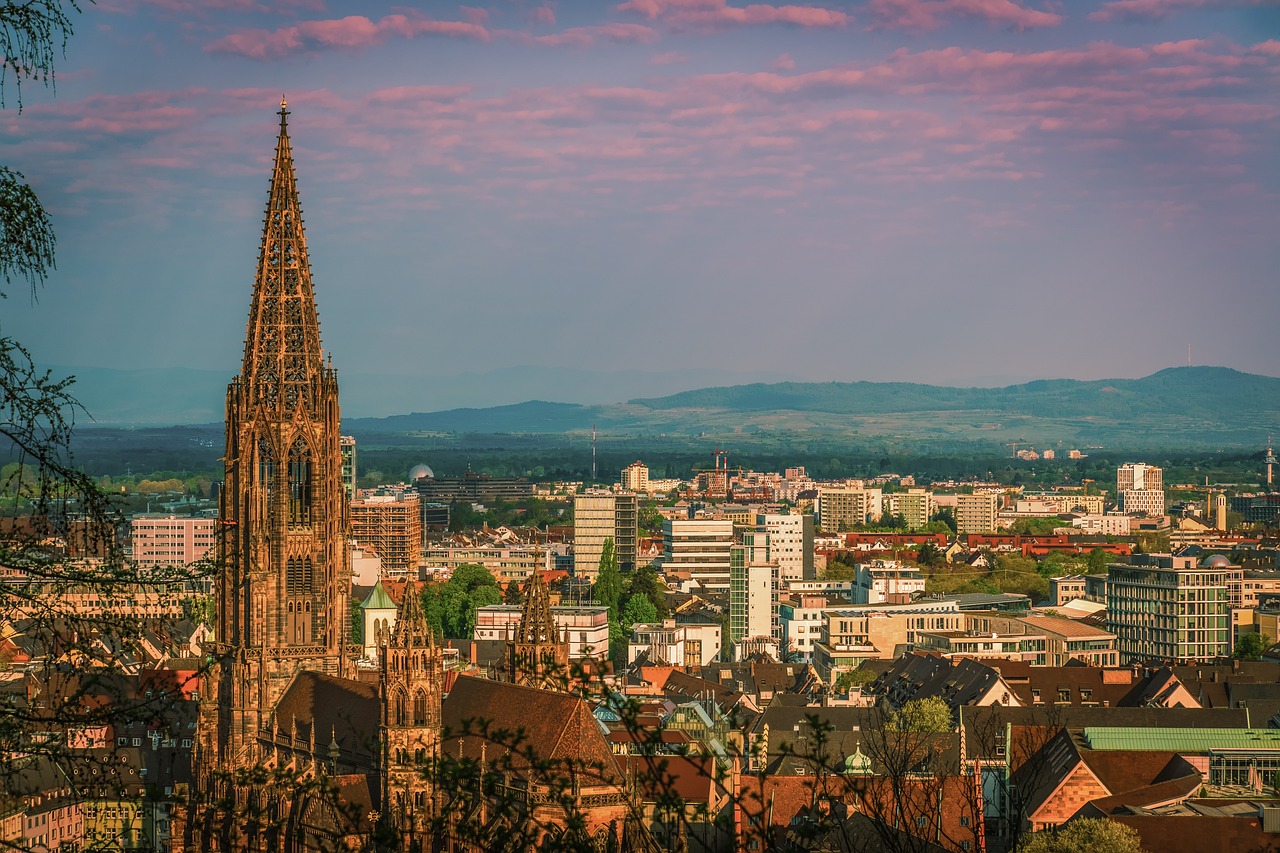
<box><xmin>6</xmin><ymin>0</ymin><xmax>1279</xmax><ymax>395</ymax></box>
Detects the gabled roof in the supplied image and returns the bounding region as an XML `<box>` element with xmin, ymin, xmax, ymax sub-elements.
<box><xmin>359</xmin><ymin>580</ymin><xmax>396</xmax><ymax>611</ymax></box>
<box><xmin>272</xmin><ymin>671</ymin><xmax>380</xmax><ymax>763</ymax></box>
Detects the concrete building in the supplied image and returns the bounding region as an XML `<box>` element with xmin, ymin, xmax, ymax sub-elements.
<box><xmin>129</xmin><ymin>515</ymin><xmax>216</xmax><ymax>570</ymax></box>
<box><xmin>1107</xmin><ymin>553</ymin><xmax>1237</xmax><ymax>663</ymax></box>
<box><xmin>884</xmin><ymin>488</ymin><xmax>933</xmax><ymax>531</ymax></box>
<box><xmin>756</xmin><ymin>512</ymin><xmax>814</xmax><ymax>582</ymax></box>
<box><xmin>473</xmin><ymin>604</ymin><xmax>611</xmax><ymax>659</ymax></box>
<box><xmin>817</xmin><ymin>486</ymin><xmax>881</xmax><ymax>532</ymax></box>
<box><xmin>1118</xmin><ymin>462</ymin><xmax>1165</xmax><ymax>515</ymax></box>
<box><xmin>1050</xmin><ymin>575</ymin><xmax>1088</xmax><ymax>606</ymax></box>
<box><xmin>573</xmin><ymin>491</ymin><xmax>638</xmax><ymax>580</ymax></box>
<box><xmin>620</xmin><ymin>461</ymin><xmax>649</xmax><ymax>493</ymax></box>
<box><xmin>350</xmin><ymin>492</ymin><xmax>423</xmax><ymax>576</ymax></box>
<box><xmin>956</xmin><ymin>492</ymin><xmax>999</xmax><ymax>535</ymax></box>
<box><xmin>779</xmin><ymin>593</ymin><xmax>835</xmax><ymax>658</ymax></box>
<box><xmin>661</xmin><ymin>518</ymin><xmax>734</xmax><ymax>591</ymax></box>
<box><xmin>339</xmin><ymin>435</ymin><xmax>356</xmax><ymax>499</ymax></box>
<box><xmin>811</xmin><ymin>603</ymin><xmax>966</xmax><ymax>678</ymax></box>
<box><xmin>853</xmin><ymin>559</ymin><xmax>927</xmax><ymax>605</ymax></box>
<box><xmin>729</xmin><ymin>533</ymin><xmax>778</xmax><ymax>647</ymax></box>
<box><xmin>627</xmin><ymin>619</ymin><xmax>721</xmax><ymax>666</ymax></box>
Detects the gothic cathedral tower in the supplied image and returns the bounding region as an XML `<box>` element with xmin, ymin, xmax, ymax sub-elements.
<box><xmin>202</xmin><ymin>101</ymin><xmax>351</xmax><ymax>773</ymax></box>
<box><xmin>380</xmin><ymin>581</ymin><xmax>444</xmax><ymax>845</ymax></box>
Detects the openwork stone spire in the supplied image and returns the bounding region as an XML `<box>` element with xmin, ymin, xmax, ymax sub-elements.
<box><xmin>389</xmin><ymin>580</ymin><xmax>437</xmax><ymax>649</ymax></box>
<box><xmin>242</xmin><ymin>97</ymin><xmax>324</xmax><ymax>412</ymax></box>
<box><xmin>514</xmin><ymin>569</ymin><xmax>559</xmax><ymax>645</ymax></box>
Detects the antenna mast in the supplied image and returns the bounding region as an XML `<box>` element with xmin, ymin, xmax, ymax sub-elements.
<box><xmin>592</xmin><ymin>424</ymin><xmax>597</xmax><ymax>481</ymax></box>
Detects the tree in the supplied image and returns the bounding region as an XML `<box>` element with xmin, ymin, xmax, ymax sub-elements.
<box><xmin>916</xmin><ymin>540</ymin><xmax>943</xmax><ymax>567</ymax></box>
<box><xmin>885</xmin><ymin>697</ymin><xmax>953</xmax><ymax>734</ymax></box>
<box><xmin>832</xmin><ymin>667</ymin><xmax>875</xmax><ymax>694</ymax></box>
<box><xmin>1087</xmin><ymin>547</ymin><xmax>1110</xmax><ymax>574</ymax></box>
<box><xmin>1234</xmin><ymin>631</ymin><xmax>1270</xmax><ymax>661</ymax></box>
<box><xmin>621</xmin><ymin>592</ymin><xmax>658</xmax><ymax>628</ymax></box>
<box><xmin>593</xmin><ymin>536</ymin><xmax>622</xmax><ymax>619</ymax></box>
<box><xmin>1019</xmin><ymin>818</ymin><xmax>1145</xmax><ymax>853</ymax></box>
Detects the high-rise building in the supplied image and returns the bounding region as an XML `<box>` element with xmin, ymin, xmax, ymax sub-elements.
<box><xmin>129</xmin><ymin>515</ymin><xmax>216</xmax><ymax>570</ymax></box>
<box><xmin>200</xmin><ymin>101</ymin><xmax>352</xmax><ymax>779</ymax></box>
<box><xmin>350</xmin><ymin>493</ymin><xmax>423</xmax><ymax>576</ymax></box>
<box><xmin>955</xmin><ymin>492</ymin><xmax>999</xmax><ymax>535</ymax></box>
<box><xmin>729</xmin><ymin>533</ymin><xmax>778</xmax><ymax>646</ymax></box>
<box><xmin>572</xmin><ymin>491</ymin><xmax>637</xmax><ymax>579</ymax></box>
<box><xmin>818</xmin><ymin>486</ymin><xmax>881</xmax><ymax>533</ymax></box>
<box><xmin>620</xmin><ymin>460</ymin><xmax>649</xmax><ymax>493</ymax></box>
<box><xmin>1117</xmin><ymin>462</ymin><xmax>1165</xmax><ymax>515</ymax></box>
<box><xmin>1107</xmin><ymin>554</ymin><xmax>1236</xmax><ymax>663</ymax></box>
<box><xmin>661</xmin><ymin>518</ymin><xmax>734</xmax><ymax>591</ymax></box>
<box><xmin>885</xmin><ymin>488</ymin><xmax>933</xmax><ymax>531</ymax></box>
<box><xmin>757</xmin><ymin>513</ymin><xmax>814</xmax><ymax>582</ymax></box>
<box><xmin>340</xmin><ymin>435</ymin><xmax>357</xmax><ymax>499</ymax></box>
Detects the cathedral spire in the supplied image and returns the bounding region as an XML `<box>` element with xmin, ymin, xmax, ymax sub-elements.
<box><xmin>514</xmin><ymin>569</ymin><xmax>558</xmax><ymax>645</ymax></box>
<box><xmin>242</xmin><ymin>97</ymin><xmax>325</xmax><ymax>412</ymax></box>
<box><xmin>389</xmin><ymin>580</ymin><xmax>436</xmax><ymax>650</ymax></box>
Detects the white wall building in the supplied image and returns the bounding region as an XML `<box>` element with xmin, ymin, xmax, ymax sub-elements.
<box><xmin>757</xmin><ymin>513</ymin><xmax>814</xmax><ymax>582</ymax></box>
<box><xmin>661</xmin><ymin>519</ymin><xmax>734</xmax><ymax>591</ymax></box>
<box><xmin>474</xmin><ymin>604</ymin><xmax>611</xmax><ymax>659</ymax></box>
<box><xmin>628</xmin><ymin>619</ymin><xmax>722</xmax><ymax>666</ymax></box>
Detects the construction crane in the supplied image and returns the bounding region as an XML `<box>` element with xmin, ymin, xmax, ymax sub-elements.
<box><xmin>1007</xmin><ymin>439</ymin><xmax>1028</xmax><ymax>458</ymax></box>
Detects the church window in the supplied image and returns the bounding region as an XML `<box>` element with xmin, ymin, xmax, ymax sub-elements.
<box><xmin>257</xmin><ymin>438</ymin><xmax>275</xmax><ymax>511</ymax></box>
<box><xmin>413</xmin><ymin>690</ymin><xmax>428</xmax><ymax>726</ymax></box>
<box><xmin>287</xmin><ymin>438</ymin><xmax>313</xmax><ymax>526</ymax></box>
<box><xmin>393</xmin><ymin>691</ymin><xmax>407</xmax><ymax>727</ymax></box>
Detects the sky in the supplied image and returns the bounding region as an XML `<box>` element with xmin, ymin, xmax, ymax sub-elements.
<box><xmin>5</xmin><ymin>0</ymin><xmax>1280</xmax><ymax>396</ymax></box>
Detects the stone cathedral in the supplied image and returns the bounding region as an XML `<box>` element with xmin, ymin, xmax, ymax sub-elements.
<box><xmin>188</xmin><ymin>103</ymin><xmax>651</xmax><ymax>852</ymax></box>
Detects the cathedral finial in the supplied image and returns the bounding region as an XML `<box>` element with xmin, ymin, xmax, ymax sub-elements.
<box><xmin>280</xmin><ymin>95</ymin><xmax>288</xmax><ymax>120</ymax></box>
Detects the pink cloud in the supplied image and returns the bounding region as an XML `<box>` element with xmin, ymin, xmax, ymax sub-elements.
<box><xmin>651</xmin><ymin>50</ymin><xmax>690</xmax><ymax>65</ymax></box>
<box><xmin>617</xmin><ymin>0</ymin><xmax>850</xmax><ymax>29</ymax></box>
<box><xmin>205</xmin><ymin>14</ymin><xmax>490</xmax><ymax>59</ymax></box>
<box><xmin>527</xmin><ymin>23</ymin><xmax>661</xmax><ymax>47</ymax></box>
<box><xmin>459</xmin><ymin>6</ymin><xmax>490</xmax><ymax>25</ymax></box>
<box><xmin>771</xmin><ymin>52</ymin><xmax>797</xmax><ymax>70</ymax></box>
<box><xmin>1089</xmin><ymin>0</ymin><xmax>1272</xmax><ymax>23</ymax></box>
<box><xmin>532</xmin><ymin>3</ymin><xmax>557</xmax><ymax>25</ymax></box>
<box><xmin>865</xmin><ymin>0</ymin><xmax>1062</xmax><ymax>31</ymax></box>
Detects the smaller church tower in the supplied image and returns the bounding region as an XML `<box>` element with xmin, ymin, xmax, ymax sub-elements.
<box><xmin>380</xmin><ymin>581</ymin><xmax>444</xmax><ymax>844</ymax></box>
<box><xmin>505</xmin><ymin>570</ymin><xmax>571</xmax><ymax>690</ymax></box>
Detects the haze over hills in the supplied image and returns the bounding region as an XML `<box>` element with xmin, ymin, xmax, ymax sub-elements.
<box><xmin>344</xmin><ymin>367</ymin><xmax>1280</xmax><ymax>450</ymax></box>
<box><xmin>58</xmin><ymin>365</ymin><xmax>1278</xmax><ymax>450</ymax></box>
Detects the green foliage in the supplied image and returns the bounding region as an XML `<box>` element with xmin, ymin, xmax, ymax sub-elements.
<box><xmin>990</xmin><ymin>554</ymin><xmax>1049</xmax><ymax>602</ymax></box>
<box><xmin>1019</xmin><ymin>818</ymin><xmax>1145</xmax><ymax>853</ymax></box>
<box><xmin>1010</xmin><ymin>516</ymin><xmax>1064</xmax><ymax>535</ymax></box>
<box><xmin>1087</xmin><ymin>547</ymin><xmax>1111</xmax><ymax>574</ymax></box>
<box><xmin>420</xmin><ymin>564</ymin><xmax>502</xmax><ymax>639</ymax></box>
<box><xmin>593</xmin><ymin>537</ymin><xmax>622</xmax><ymax>620</ymax></box>
<box><xmin>885</xmin><ymin>697</ymin><xmax>953</xmax><ymax>733</ymax></box>
<box><xmin>916</xmin><ymin>540</ymin><xmax>944</xmax><ymax>567</ymax></box>
<box><xmin>626</xmin><ymin>563</ymin><xmax>668</xmax><ymax>619</ymax></box>
<box><xmin>832</xmin><ymin>668</ymin><xmax>875</xmax><ymax>694</ymax></box>
<box><xmin>1234</xmin><ymin>632</ymin><xmax>1270</xmax><ymax>661</ymax></box>
<box><xmin>929</xmin><ymin>507</ymin><xmax>957</xmax><ymax>533</ymax></box>
<box><xmin>621</xmin><ymin>593</ymin><xmax>658</xmax><ymax>628</ymax></box>
<box><xmin>638</xmin><ymin>500</ymin><xmax>664</xmax><ymax>536</ymax></box>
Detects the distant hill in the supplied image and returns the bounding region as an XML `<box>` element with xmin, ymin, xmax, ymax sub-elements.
<box><xmin>345</xmin><ymin>367</ymin><xmax>1280</xmax><ymax>449</ymax></box>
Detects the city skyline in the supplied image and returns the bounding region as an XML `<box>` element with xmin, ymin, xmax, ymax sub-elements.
<box><xmin>6</xmin><ymin>0</ymin><xmax>1279</xmax><ymax>392</ymax></box>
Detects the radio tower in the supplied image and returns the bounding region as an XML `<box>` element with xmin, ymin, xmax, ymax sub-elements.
<box><xmin>1266</xmin><ymin>436</ymin><xmax>1276</xmax><ymax>488</ymax></box>
<box><xmin>591</xmin><ymin>424</ymin><xmax>597</xmax><ymax>482</ymax></box>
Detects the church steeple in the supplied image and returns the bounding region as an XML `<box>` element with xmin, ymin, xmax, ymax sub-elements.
<box><xmin>200</xmin><ymin>102</ymin><xmax>351</xmax><ymax>779</ymax></box>
<box><xmin>242</xmin><ymin>97</ymin><xmax>325</xmax><ymax>412</ymax></box>
<box><xmin>506</xmin><ymin>569</ymin><xmax>570</xmax><ymax>689</ymax></box>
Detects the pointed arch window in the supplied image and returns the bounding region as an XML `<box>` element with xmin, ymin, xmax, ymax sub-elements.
<box><xmin>257</xmin><ymin>438</ymin><xmax>276</xmax><ymax>510</ymax></box>
<box><xmin>413</xmin><ymin>689</ymin><xmax>428</xmax><ymax>726</ymax></box>
<box><xmin>393</xmin><ymin>690</ymin><xmax>407</xmax><ymax>727</ymax></box>
<box><xmin>287</xmin><ymin>438</ymin><xmax>313</xmax><ymax>526</ymax></box>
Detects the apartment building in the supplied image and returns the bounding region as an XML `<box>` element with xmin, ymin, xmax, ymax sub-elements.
<box><xmin>729</xmin><ymin>532</ymin><xmax>778</xmax><ymax>646</ymax></box>
<box><xmin>955</xmin><ymin>492</ymin><xmax>999</xmax><ymax>535</ymax></box>
<box><xmin>757</xmin><ymin>512</ymin><xmax>814</xmax><ymax>582</ymax></box>
<box><xmin>474</xmin><ymin>604</ymin><xmax>611</xmax><ymax>659</ymax></box>
<box><xmin>1118</xmin><ymin>462</ymin><xmax>1165</xmax><ymax>515</ymax></box>
<box><xmin>620</xmin><ymin>461</ymin><xmax>649</xmax><ymax>493</ymax></box>
<box><xmin>883</xmin><ymin>488</ymin><xmax>933</xmax><ymax>531</ymax></box>
<box><xmin>1107</xmin><ymin>553</ymin><xmax>1237</xmax><ymax>663</ymax></box>
<box><xmin>818</xmin><ymin>486</ymin><xmax>882</xmax><ymax>533</ymax></box>
<box><xmin>853</xmin><ymin>559</ymin><xmax>927</xmax><ymax>605</ymax></box>
<box><xmin>661</xmin><ymin>518</ymin><xmax>734</xmax><ymax>591</ymax></box>
<box><xmin>339</xmin><ymin>435</ymin><xmax>356</xmax><ymax>499</ymax></box>
<box><xmin>573</xmin><ymin>491</ymin><xmax>638</xmax><ymax>579</ymax></box>
<box><xmin>627</xmin><ymin>619</ymin><xmax>722</xmax><ymax>666</ymax></box>
<box><xmin>129</xmin><ymin>515</ymin><xmax>216</xmax><ymax>570</ymax></box>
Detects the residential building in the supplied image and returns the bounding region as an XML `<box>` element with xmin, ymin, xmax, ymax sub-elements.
<box><xmin>414</xmin><ymin>471</ymin><xmax>534</xmax><ymax>504</ymax></box>
<box><xmin>627</xmin><ymin>619</ymin><xmax>721</xmax><ymax>666</ymax></box>
<box><xmin>883</xmin><ymin>488</ymin><xmax>933</xmax><ymax>530</ymax></box>
<box><xmin>473</xmin><ymin>604</ymin><xmax>611</xmax><ymax>660</ymax></box>
<box><xmin>852</xmin><ymin>559</ymin><xmax>926</xmax><ymax>605</ymax></box>
<box><xmin>1107</xmin><ymin>554</ymin><xmax>1238</xmax><ymax>663</ymax></box>
<box><xmin>1049</xmin><ymin>574</ymin><xmax>1088</xmax><ymax>606</ymax></box>
<box><xmin>1118</xmin><ymin>462</ymin><xmax>1165</xmax><ymax>515</ymax></box>
<box><xmin>729</xmin><ymin>534</ymin><xmax>778</xmax><ymax>646</ymax></box>
<box><xmin>955</xmin><ymin>492</ymin><xmax>999</xmax><ymax>534</ymax></box>
<box><xmin>340</xmin><ymin>435</ymin><xmax>356</xmax><ymax>499</ymax></box>
<box><xmin>779</xmin><ymin>593</ymin><xmax>837</xmax><ymax>658</ymax></box>
<box><xmin>811</xmin><ymin>603</ymin><xmax>966</xmax><ymax>677</ymax></box>
<box><xmin>572</xmin><ymin>491</ymin><xmax>638</xmax><ymax>580</ymax></box>
<box><xmin>620</xmin><ymin>461</ymin><xmax>649</xmax><ymax>493</ymax></box>
<box><xmin>350</xmin><ymin>492</ymin><xmax>423</xmax><ymax>576</ymax></box>
<box><xmin>129</xmin><ymin>515</ymin><xmax>216</xmax><ymax>570</ymax></box>
<box><xmin>756</xmin><ymin>512</ymin><xmax>814</xmax><ymax>582</ymax></box>
<box><xmin>817</xmin><ymin>486</ymin><xmax>881</xmax><ymax>532</ymax></box>
<box><xmin>661</xmin><ymin>519</ymin><xmax>734</xmax><ymax>591</ymax></box>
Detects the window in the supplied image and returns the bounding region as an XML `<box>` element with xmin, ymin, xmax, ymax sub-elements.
<box><xmin>915</xmin><ymin>816</ymin><xmax>928</xmax><ymax>828</ymax></box>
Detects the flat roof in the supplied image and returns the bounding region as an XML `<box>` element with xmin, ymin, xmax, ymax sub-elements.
<box><xmin>1084</xmin><ymin>727</ymin><xmax>1280</xmax><ymax>752</ymax></box>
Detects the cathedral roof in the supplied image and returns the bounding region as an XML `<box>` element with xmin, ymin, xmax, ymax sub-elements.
<box><xmin>272</xmin><ymin>671</ymin><xmax>379</xmax><ymax>763</ymax></box>
<box><xmin>442</xmin><ymin>675</ymin><xmax>620</xmax><ymax>786</ymax></box>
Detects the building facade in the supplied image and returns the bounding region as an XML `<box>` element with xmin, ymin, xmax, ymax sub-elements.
<box><xmin>1106</xmin><ymin>554</ymin><xmax>1236</xmax><ymax>663</ymax></box>
<box><xmin>350</xmin><ymin>493</ymin><xmax>423</xmax><ymax>576</ymax></box>
<box><xmin>661</xmin><ymin>519</ymin><xmax>734</xmax><ymax>591</ymax></box>
<box><xmin>956</xmin><ymin>492</ymin><xmax>999</xmax><ymax>535</ymax></box>
<box><xmin>129</xmin><ymin>515</ymin><xmax>216</xmax><ymax>571</ymax></box>
<box><xmin>573</xmin><ymin>491</ymin><xmax>638</xmax><ymax>580</ymax></box>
